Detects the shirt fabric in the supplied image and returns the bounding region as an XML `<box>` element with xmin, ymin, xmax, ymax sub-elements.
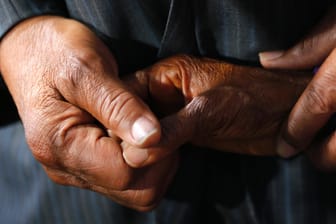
<box><xmin>1</xmin><ymin>1</ymin><xmax>336</xmax><ymax>224</ymax></box>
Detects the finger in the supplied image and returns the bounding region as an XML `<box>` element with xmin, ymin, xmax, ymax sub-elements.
<box><xmin>122</xmin><ymin>100</ymin><xmax>198</xmax><ymax>168</ymax></box>
<box><xmin>123</xmin><ymin>62</ymin><xmax>187</xmax><ymax>115</ymax></box>
<box><xmin>123</xmin><ymin>55</ymin><xmax>238</xmax><ymax>115</ymax></box>
<box><xmin>55</xmin><ymin>62</ymin><xmax>161</xmax><ymax>147</ymax></box>
<box><xmin>43</xmin><ymin>166</ymin><xmax>92</xmax><ymax>188</ymax></box>
<box><xmin>25</xmin><ymin>99</ymin><xmax>135</xmax><ymax>190</ymax></box>
<box><xmin>45</xmin><ymin>153</ymin><xmax>178</xmax><ymax>212</ymax></box>
<box><xmin>308</xmin><ymin>132</ymin><xmax>336</xmax><ymax>171</ymax></box>
<box><xmin>39</xmin><ymin>100</ymin><xmax>179</xmax><ymax>209</ymax></box>
<box><xmin>276</xmin><ymin>49</ymin><xmax>336</xmax><ymax>157</ymax></box>
<box><xmin>45</xmin><ymin>151</ymin><xmax>178</xmax><ymax>211</ymax></box>
<box><xmin>122</xmin><ymin>70</ymin><xmax>150</xmax><ymax>101</ymax></box>
<box><xmin>93</xmin><ymin>154</ymin><xmax>179</xmax><ymax>211</ymax></box>
<box><xmin>259</xmin><ymin>6</ymin><xmax>336</xmax><ymax>70</ymax></box>
<box><xmin>59</xmin><ymin>126</ymin><xmax>135</xmax><ymax>190</ymax></box>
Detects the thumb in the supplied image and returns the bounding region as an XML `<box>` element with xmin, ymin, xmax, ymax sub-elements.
<box><xmin>260</xmin><ymin>6</ymin><xmax>336</xmax><ymax>70</ymax></box>
<box><xmin>122</xmin><ymin>103</ymin><xmax>197</xmax><ymax>168</ymax></box>
<box><xmin>57</xmin><ymin>69</ymin><xmax>161</xmax><ymax>147</ymax></box>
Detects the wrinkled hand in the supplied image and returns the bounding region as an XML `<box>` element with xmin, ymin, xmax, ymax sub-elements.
<box><xmin>0</xmin><ymin>16</ymin><xmax>178</xmax><ymax>211</ymax></box>
<box><xmin>260</xmin><ymin>5</ymin><xmax>336</xmax><ymax>170</ymax></box>
<box><xmin>122</xmin><ymin>55</ymin><xmax>311</xmax><ymax>167</ymax></box>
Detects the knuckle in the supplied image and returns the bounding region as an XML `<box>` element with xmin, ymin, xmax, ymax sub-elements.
<box><xmin>159</xmin><ymin>55</ymin><xmax>194</xmax><ymax>78</ymax></box>
<box><xmin>55</xmin><ymin>52</ymin><xmax>104</xmax><ymax>96</ymax></box>
<box><xmin>172</xmin><ymin>55</ymin><xmax>194</xmax><ymax>82</ymax></box>
<box><xmin>165</xmin><ymin>54</ymin><xmax>194</xmax><ymax>68</ymax></box>
<box><xmin>283</xmin><ymin>121</ymin><xmax>304</xmax><ymax>149</ymax></box>
<box><xmin>186</xmin><ymin>95</ymin><xmax>208</xmax><ymax>116</ymax></box>
<box><xmin>57</xmin><ymin>56</ymin><xmax>86</xmax><ymax>90</ymax></box>
<box><xmin>47</xmin><ymin>170</ymin><xmax>90</xmax><ymax>188</ymax></box>
<box><xmin>101</xmin><ymin>89</ymin><xmax>140</xmax><ymax>129</ymax></box>
<box><xmin>47</xmin><ymin>172</ymin><xmax>70</xmax><ymax>186</ymax></box>
<box><xmin>304</xmin><ymin>83</ymin><xmax>335</xmax><ymax>115</ymax></box>
<box><xmin>133</xmin><ymin>204</ymin><xmax>157</xmax><ymax>212</ymax></box>
<box><xmin>293</xmin><ymin>37</ymin><xmax>317</xmax><ymax>56</ymax></box>
<box><xmin>44</xmin><ymin>166</ymin><xmax>70</xmax><ymax>186</ymax></box>
<box><xmin>112</xmin><ymin>176</ymin><xmax>133</xmax><ymax>191</ymax></box>
<box><xmin>132</xmin><ymin>191</ymin><xmax>160</xmax><ymax>210</ymax></box>
<box><xmin>188</xmin><ymin>89</ymin><xmax>244</xmax><ymax>135</ymax></box>
<box><xmin>141</xmin><ymin>196</ymin><xmax>160</xmax><ymax>209</ymax></box>
<box><xmin>25</xmin><ymin>124</ymin><xmax>56</xmax><ymax>166</ymax></box>
<box><xmin>310</xmin><ymin>133</ymin><xmax>336</xmax><ymax>171</ymax></box>
<box><xmin>149</xmin><ymin>56</ymin><xmax>189</xmax><ymax>87</ymax></box>
<box><xmin>24</xmin><ymin>109</ymin><xmax>78</xmax><ymax>168</ymax></box>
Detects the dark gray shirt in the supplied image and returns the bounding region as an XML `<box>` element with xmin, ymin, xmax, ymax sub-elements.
<box><xmin>0</xmin><ymin>1</ymin><xmax>335</xmax><ymax>224</ymax></box>
<box><xmin>0</xmin><ymin>0</ymin><xmax>333</xmax><ymax>70</ymax></box>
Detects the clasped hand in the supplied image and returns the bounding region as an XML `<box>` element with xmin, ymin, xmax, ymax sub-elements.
<box><xmin>0</xmin><ymin>16</ymin><xmax>176</xmax><ymax>211</ymax></box>
<box><xmin>0</xmin><ymin>15</ymin><xmax>311</xmax><ymax>211</ymax></box>
<box><xmin>122</xmin><ymin>55</ymin><xmax>310</xmax><ymax>167</ymax></box>
<box><xmin>260</xmin><ymin>5</ymin><xmax>336</xmax><ymax>170</ymax></box>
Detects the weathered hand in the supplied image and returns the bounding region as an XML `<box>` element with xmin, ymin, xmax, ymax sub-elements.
<box><xmin>260</xmin><ymin>5</ymin><xmax>336</xmax><ymax>170</ymax></box>
<box><xmin>122</xmin><ymin>55</ymin><xmax>311</xmax><ymax>167</ymax></box>
<box><xmin>0</xmin><ymin>16</ymin><xmax>178</xmax><ymax>211</ymax></box>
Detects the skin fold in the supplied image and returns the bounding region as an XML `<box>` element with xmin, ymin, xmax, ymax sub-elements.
<box><xmin>0</xmin><ymin>16</ymin><xmax>176</xmax><ymax>211</ymax></box>
<box><xmin>260</xmin><ymin>5</ymin><xmax>336</xmax><ymax>170</ymax></box>
<box><xmin>122</xmin><ymin>55</ymin><xmax>312</xmax><ymax>167</ymax></box>
<box><xmin>0</xmin><ymin>11</ymin><xmax>322</xmax><ymax>210</ymax></box>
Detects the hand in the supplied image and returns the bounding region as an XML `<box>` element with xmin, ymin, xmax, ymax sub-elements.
<box><xmin>122</xmin><ymin>55</ymin><xmax>311</xmax><ymax>167</ymax></box>
<box><xmin>0</xmin><ymin>16</ymin><xmax>177</xmax><ymax>211</ymax></box>
<box><xmin>259</xmin><ymin>5</ymin><xmax>336</xmax><ymax>170</ymax></box>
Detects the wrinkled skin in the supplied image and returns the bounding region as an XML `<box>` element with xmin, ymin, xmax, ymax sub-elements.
<box><xmin>0</xmin><ymin>15</ymin><xmax>314</xmax><ymax>211</ymax></box>
<box><xmin>0</xmin><ymin>16</ymin><xmax>177</xmax><ymax>211</ymax></box>
<box><xmin>122</xmin><ymin>55</ymin><xmax>311</xmax><ymax>167</ymax></box>
<box><xmin>260</xmin><ymin>5</ymin><xmax>336</xmax><ymax>170</ymax></box>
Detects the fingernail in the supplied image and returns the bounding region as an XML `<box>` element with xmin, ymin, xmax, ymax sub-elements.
<box><xmin>277</xmin><ymin>140</ymin><xmax>298</xmax><ymax>158</ymax></box>
<box><xmin>123</xmin><ymin>148</ymin><xmax>149</xmax><ymax>167</ymax></box>
<box><xmin>259</xmin><ymin>51</ymin><xmax>284</xmax><ymax>61</ymax></box>
<box><xmin>132</xmin><ymin>117</ymin><xmax>158</xmax><ymax>145</ymax></box>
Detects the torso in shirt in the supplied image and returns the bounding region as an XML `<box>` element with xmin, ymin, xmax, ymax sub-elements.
<box><xmin>64</xmin><ymin>0</ymin><xmax>333</xmax><ymax>73</ymax></box>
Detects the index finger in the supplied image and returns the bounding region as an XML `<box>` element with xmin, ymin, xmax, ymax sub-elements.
<box><xmin>278</xmin><ymin>49</ymin><xmax>336</xmax><ymax>157</ymax></box>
